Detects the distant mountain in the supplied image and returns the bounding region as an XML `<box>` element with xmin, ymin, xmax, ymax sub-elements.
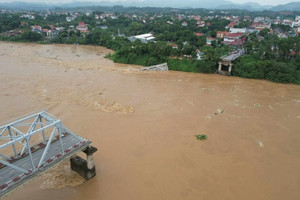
<box><xmin>135</xmin><ymin>0</ymin><xmax>228</xmax><ymax>9</ymax></box>
<box><xmin>215</xmin><ymin>2</ymin><xmax>271</xmax><ymax>11</ymax></box>
<box><xmin>59</xmin><ymin>0</ymin><xmax>229</xmax><ymax>9</ymax></box>
<box><xmin>0</xmin><ymin>0</ymin><xmax>232</xmax><ymax>10</ymax></box>
<box><xmin>0</xmin><ymin>1</ymin><xmax>51</xmax><ymax>10</ymax></box>
<box><xmin>0</xmin><ymin>0</ymin><xmax>299</xmax><ymax>11</ymax></box>
<box><xmin>270</xmin><ymin>2</ymin><xmax>300</xmax><ymax>11</ymax></box>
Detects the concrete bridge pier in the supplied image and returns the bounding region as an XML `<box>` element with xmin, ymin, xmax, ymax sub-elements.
<box><xmin>218</xmin><ymin>61</ymin><xmax>232</xmax><ymax>76</ymax></box>
<box><xmin>218</xmin><ymin>62</ymin><xmax>222</xmax><ymax>72</ymax></box>
<box><xmin>70</xmin><ymin>146</ymin><xmax>98</xmax><ymax>180</ymax></box>
<box><xmin>84</xmin><ymin>146</ymin><xmax>97</xmax><ymax>170</ymax></box>
<box><xmin>228</xmin><ymin>63</ymin><xmax>233</xmax><ymax>73</ymax></box>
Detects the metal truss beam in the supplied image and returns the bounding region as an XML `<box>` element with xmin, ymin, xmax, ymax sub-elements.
<box><xmin>0</xmin><ymin>111</ymin><xmax>81</xmax><ymax>174</ymax></box>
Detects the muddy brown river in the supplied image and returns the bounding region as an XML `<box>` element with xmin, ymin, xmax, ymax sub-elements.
<box><xmin>1</xmin><ymin>41</ymin><xmax>300</xmax><ymax>200</ymax></box>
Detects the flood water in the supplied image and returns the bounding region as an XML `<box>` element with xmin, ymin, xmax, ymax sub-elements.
<box><xmin>1</xmin><ymin>41</ymin><xmax>300</xmax><ymax>200</ymax></box>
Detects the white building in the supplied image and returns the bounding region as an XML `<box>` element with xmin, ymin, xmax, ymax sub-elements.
<box><xmin>66</xmin><ymin>17</ymin><xmax>73</xmax><ymax>22</ymax></box>
<box><xmin>229</xmin><ymin>28</ymin><xmax>246</xmax><ymax>34</ymax></box>
<box><xmin>128</xmin><ymin>33</ymin><xmax>155</xmax><ymax>43</ymax></box>
<box><xmin>254</xmin><ymin>17</ymin><xmax>264</xmax><ymax>23</ymax></box>
<box><xmin>292</xmin><ymin>21</ymin><xmax>300</xmax><ymax>28</ymax></box>
<box><xmin>21</xmin><ymin>14</ymin><xmax>35</xmax><ymax>20</ymax></box>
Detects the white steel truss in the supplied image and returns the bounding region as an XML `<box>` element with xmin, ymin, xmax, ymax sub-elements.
<box><xmin>0</xmin><ymin>111</ymin><xmax>84</xmax><ymax>174</ymax></box>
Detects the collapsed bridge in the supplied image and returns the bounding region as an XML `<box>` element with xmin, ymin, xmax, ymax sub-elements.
<box><xmin>0</xmin><ymin>111</ymin><xmax>97</xmax><ymax>197</ymax></box>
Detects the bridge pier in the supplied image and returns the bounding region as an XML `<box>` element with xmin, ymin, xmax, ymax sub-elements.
<box><xmin>217</xmin><ymin>61</ymin><xmax>232</xmax><ymax>76</ymax></box>
<box><xmin>218</xmin><ymin>62</ymin><xmax>222</xmax><ymax>72</ymax></box>
<box><xmin>229</xmin><ymin>63</ymin><xmax>233</xmax><ymax>73</ymax></box>
<box><xmin>70</xmin><ymin>146</ymin><xmax>98</xmax><ymax>180</ymax></box>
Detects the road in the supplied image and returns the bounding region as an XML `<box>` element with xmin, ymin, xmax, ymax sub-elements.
<box><xmin>222</xmin><ymin>53</ymin><xmax>241</xmax><ymax>62</ymax></box>
<box><xmin>0</xmin><ymin>133</ymin><xmax>90</xmax><ymax>196</ymax></box>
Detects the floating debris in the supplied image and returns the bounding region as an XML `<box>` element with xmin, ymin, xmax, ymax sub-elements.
<box><xmin>254</xmin><ymin>103</ymin><xmax>262</xmax><ymax>107</ymax></box>
<box><xmin>205</xmin><ymin>115</ymin><xmax>212</xmax><ymax>120</ymax></box>
<box><xmin>214</xmin><ymin>109</ymin><xmax>225</xmax><ymax>115</ymax></box>
<box><xmin>195</xmin><ymin>134</ymin><xmax>207</xmax><ymax>140</ymax></box>
<box><xmin>257</xmin><ymin>140</ymin><xmax>264</xmax><ymax>148</ymax></box>
<box><xmin>140</xmin><ymin>63</ymin><xmax>168</xmax><ymax>71</ymax></box>
<box><xmin>268</xmin><ymin>105</ymin><xmax>274</xmax><ymax>109</ymax></box>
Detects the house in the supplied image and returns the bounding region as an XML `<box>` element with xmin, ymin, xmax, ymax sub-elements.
<box><xmin>282</xmin><ymin>19</ymin><xmax>293</xmax><ymax>27</ymax></box>
<box><xmin>76</xmin><ymin>22</ymin><xmax>89</xmax><ymax>33</ymax></box>
<box><xmin>223</xmin><ymin>36</ymin><xmax>245</xmax><ymax>47</ymax></box>
<box><xmin>224</xmin><ymin>33</ymin><xmax>243</xmax><ymax>43</ymax></box>
<box><xmin>246</xmin><ymin>28</ymin><xmax>257</xmax><ymax>34</ymax></box>
<box><xmin>53</xmin><ymin>30</ymin><xmax>61</xmax><ymax>37</ymax></box>
<box><xmin>31</xmin><ymin>25</ymin><xmax>42</xmax><ymax>34</ymax></box>
<box><xmin>20</xmin><ymin>14</ymin><xmax>35</xmax><ymax>20</ymax></box>
<box><xmin>226</xmin><ymin>21</ymin><xmax>235</xmax><ymax>29</ymax></box>
<box><xmin>111</xmin><ymin>15</ymin><xmax>118</xmax><ymax>20</ymax></box>
<box><xmin>182</xmin><ymin>21</ymin><xmax>188</xmax><ymax>27</ymax></box>
<box><xmin>46</xmin><ymin>30</ymin><xmax>53</xmax><ymax>38</ymax></box>
<box><xmin>277</xmin><ymin>32</ymin><xmax>288</xmax><ymax>38</ymax></box>
<box><xmin>20</xmin><ymin>22</ymin><xmax>28</xmax><ymax>26</ymax></box>
<box><xmin>55</xmin><ymin>27</ymin><xmax>65</xmax><ymax>32</ymax></box>
<box><xmin>197</xmin><ymin>23</ymin><xmax>205</xmax><ymax>28</ymax></box>
<box><xmin>42</xmin><ymin>29</ymin><xmax>49</xmax><ymax>34</ymax></box>
<box><xmin>4</xmin><ymin>30</ymin><xmax>19</xmax><ymax>37</ymax></box>
<box><xmin>100</xmin><ymin>26</ymin><xmax>108</xmax><ymax>30</ymax></box>
<box><xmin>206</xmin><ymin>37</ymin><xmax>217</xmax><ymax>45</ymax></box>
<box><xmin>66</xmin><ymin>16</ymin><xmax>73</xmax><ymax>22</ymax></box>
<box><xmin>128</xmin><ymin>33</ymin><xmax>155</xmax><ymax>43</ymax></box>
<box><xmin>272</xmin><ymin>19</ymin><xmax>281</xmax><ymax>25</ymax></box>
<box><xmin>254</xmin><ymin>17</ymin><xmax>265</xmax><ymax>23</ymax></box>
<box><xmin>169</xmin><ymin>43</ymin><xmax>178</xmax><ymax>49</ymax></box>
<box><xmin>250</xmin><ymin>22</ymin><xmax>271</xmax><ymax>30</ymax></box>
<box><xmin>217</xmin><ymin>31</ymin><xmax>229</xmax><ymax>39</ymax></box>
<box><xmin>243</xmin><ymin>16</ymin><xmax>252</xmax><ymax>21</ymax></box>
<box><xmin>290</xmin><ymin>50</ymin><xmax>300</xmax><ymax>57</ymax></box>
<box><xmin>194</xmin><ymin>16</ymin><xmax>201</xmax><ymax>21</ymax></box>
<box><xmin>229</xmin><ymin>28</ymin><xmax>246</xmax><ymax>34</ymax></box>
<box><xmin>197</xmin><ymin>20</ymin><xmax>206</xmax><ymax>28</ymax></box>
<box><xmin>292</xmin><ymin>20</ymin><xmax>300</xmax><ymax>28</ymax></box>
<box><xmin>228</xmin><ymin>40</ymin><xmax>244</xmax><ymax>47</ymax></box>
<box><xmin>196</xmin><ymin>50</ymin><xmax>204</xmax><ymax>60</ymax></box>
<box><xmin>194</xmin><ymin>32</ymin><xmax>204</xmax><ymax>37</ymax></box>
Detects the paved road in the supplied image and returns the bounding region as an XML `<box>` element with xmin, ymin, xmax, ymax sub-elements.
<box><xmin>222</xmin><ymin>54</ymin><xmax>241</xmax><ymax>62</ymax></box>
<box><xmin>0</xmin><ymin>133</ymin><xmax>86</xmax><ymax>185</ymax></box>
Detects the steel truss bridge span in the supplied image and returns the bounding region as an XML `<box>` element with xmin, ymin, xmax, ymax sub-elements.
<box><xmin>0</xmin><ymin>111</ymin><xmax>92</xmax><ymax>197</ymax></box>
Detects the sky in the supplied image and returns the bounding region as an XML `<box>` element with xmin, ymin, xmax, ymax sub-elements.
<box><xmin>0</xmin><ymin>0</ymin><xmax>297</xmax><ymax>6</ymax></box>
